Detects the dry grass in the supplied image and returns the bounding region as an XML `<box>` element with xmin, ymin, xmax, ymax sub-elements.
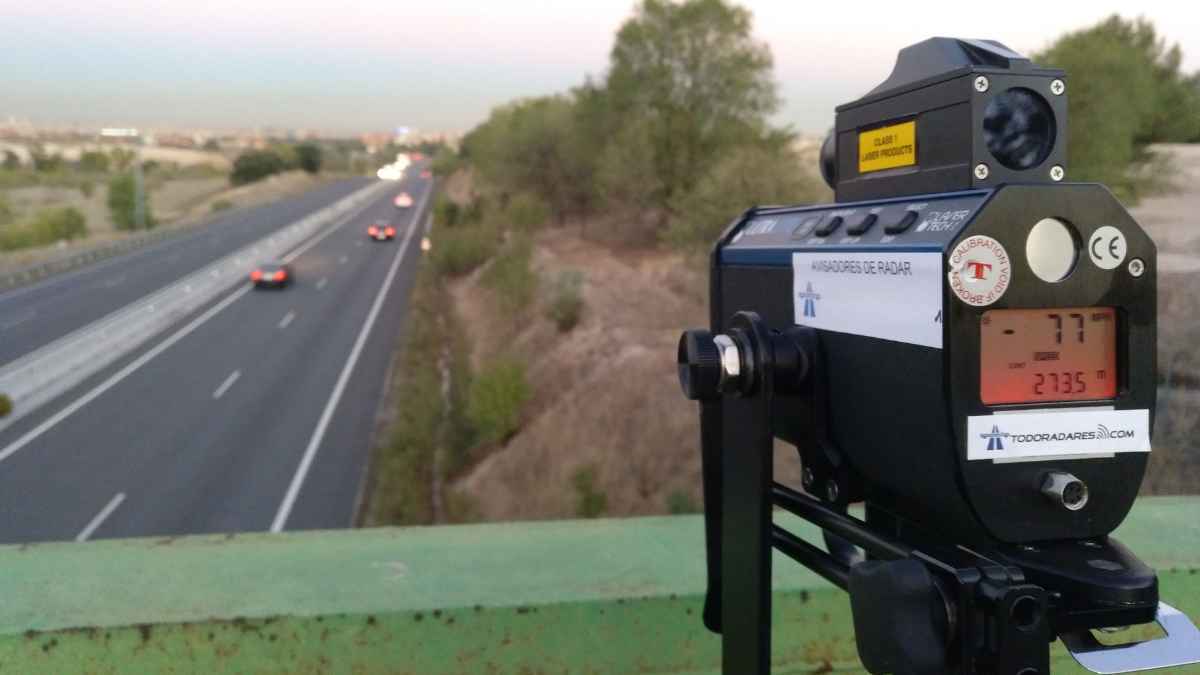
<box><xmin>447</xmin><ymin>227</ymin><xmax>804</xmax><ymax>522</ymax></box>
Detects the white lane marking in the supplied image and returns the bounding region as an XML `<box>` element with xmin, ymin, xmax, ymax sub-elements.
<box><xmin>0</xmin><ymin>309</ymin><xmax>36</xmax><ymax>331</ymax></box>
<box><xmin>212</xmin><ymin>369</ymin><xmax>242</xmax><ymax>400</ymax></box>
<box><xmin>339</xmin><ymin>255</ymin><xmax>348</xmax><ymax>264</ymax></box>
<box><xmin>0</xmin><ymin>286</ymin><xmax>251</xmax><ymax>465</ymax></box>
<box><xmin>75</xmin><ymin>492</ymin><xmax>126</xmax><ymax>542</ymax></box>
<box><xmin>271</xmin><ymin>187</ymin><xmax>429</xmax><ymax>532</ymax></box>
<box><xmin>316</xmin><ymin>277</ymin><xmax>328</xmax><ymax>291</ymax></box>
<box><xmin>278</xmin><ymin>310</ymin><xmax>296</xmax><ymax>329</ymax></box>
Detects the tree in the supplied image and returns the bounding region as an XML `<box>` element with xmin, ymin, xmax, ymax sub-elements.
<box><xmin>230</xmin><ymin>149</ymin><xmax>285</xmax><ymax>185</ymax></box>
<box><xmin>78</xmin><ymin>151</ymin><xmax>111</xmax><ymax>173</ymax></box>
<box><xmin>2</xmin><ymin>150</ymin><xmax>19</xmax><ymax>170</ymax></box>
<box><xmin>31</xmin><ymin>150</ymin><xmax>64</xmax><ymax>172</ymax></box>
<box><xmin>1035</xmin><ymin>16</ymin><xmax>1200</xmax><ymax>201</ymax></box>
<box><xmin>295</xmin><ymin>143</ymin><xmax>323</xmax><ymax>174</ymax></box>
<box><xmin>108</xmin><ymin>174</ymin><xmax>153</xmax><ymax>230</ymax></box>
<box><xmin>604</xmin><ymin>0</ymin><xmax>780</xmax><ymax>213</ymax></box>
<box><xmin>666</xmin><ymin>140</ymin><xmax>825</xmax><ymax>249</ymax></box>
<box><xmin>109</xmin><ymin>148</ymin><xmax>135</xmax><ymax>171</ymax></box>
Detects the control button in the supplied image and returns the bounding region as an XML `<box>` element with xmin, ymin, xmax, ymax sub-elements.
<box><xmin>791</xmin><ymin>215</ymin><xmax>822</xmax><ymax>239</ymax></box>
<box><xmin>846</xmin><ymin>213</ymin><xmax>878</xmax><ymax>236</ymax></box>
<box><xmin>884</xmin><ymin>210</ymin><xmax>919</xmax><ymax>235</ymax></box>
<box><xmin>815</xmin><ymin>215</ymin><xmax>843</xmax><ymax>237</ymax></box>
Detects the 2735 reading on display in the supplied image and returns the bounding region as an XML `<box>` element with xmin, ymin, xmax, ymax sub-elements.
<box><xmin>980</xmin><ymin>307</ymin><xmax>1117</xmax><ymax>405</ymax></box>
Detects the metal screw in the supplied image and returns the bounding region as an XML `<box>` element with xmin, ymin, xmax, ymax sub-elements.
<box><xmin>1049</xmin><ymin>165</ymin><xmax>1065</xmax><ymax>181</ymax></box>
<box><xmin>713</xmin><ymin>334</ymin><xmax>741</xmax><ymax>389</ymax></box>
<box><xmin>1050</xmin><ymin>79</ymin><xmax>1066</xmax><ymax>96</ymax></box>
<box><xmin>1128</xmin><ymin>258</ymin><xmax>1146</xmax><ymax>278</ymax></box>
<box><xmin>974</xmin><ymin>75</ymin><xmax>990</xmax><ymax>93</ymax></box>
<box><xmin>802</xmin><ymin>467</ymin><xmax>815</xmax><ymax>490</ymax></box>
<box><xmin>974</xmin><ymin>163</ymin><xmax>990</xmax><ymax>180</ymax></box>
<box><xmin>825</xmin><ymin>480</ymin><xmax>840</xmax><ymax>503</ymax></box>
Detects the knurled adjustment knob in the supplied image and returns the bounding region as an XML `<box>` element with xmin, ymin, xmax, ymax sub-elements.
<box><xmin>678</xmin><ymin>330</ymin><xmax>721</xmax><ymax>400</ymax></box>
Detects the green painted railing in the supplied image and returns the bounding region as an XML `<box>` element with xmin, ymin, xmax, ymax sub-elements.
<box><xmin>1</xmin><ymin>497</ymin><xmax>1198</xmax><ymax>673</ymax></box>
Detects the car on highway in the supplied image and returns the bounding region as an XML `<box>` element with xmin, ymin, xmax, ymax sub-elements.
<box><xmin>367</xmin><ymin>222</ymin><xmax>397</xmax><ymax>241</ymax></box>
<box><xmin>393</xmin><ymin>192</ymin><xmax>414</xmax><ymax>208</ymax></box>
<box><xmin>420</xmin><ymin>170</ymin><xmax>432</xmax><ymax>179</ymax></box>
<box><xmin>250</xmin><ymin>262</ymin><xmax>293</xmax><ymax>289</ymax></box>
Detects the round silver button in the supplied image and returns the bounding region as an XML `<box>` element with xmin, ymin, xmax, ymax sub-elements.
<box><xmin>1026</xmin><ymin>218</ymin><xmax>1078</xmax><ymax>282</ymax></box>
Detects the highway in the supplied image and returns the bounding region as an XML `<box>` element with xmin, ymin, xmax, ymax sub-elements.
<box><xmin>0</xmin><ymin>170</ymin><xmax>430</xmax><ymax>543</ymax></box>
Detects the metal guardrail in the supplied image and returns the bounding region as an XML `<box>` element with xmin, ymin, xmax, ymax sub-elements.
<box><xmin>0</xmin><ymin>228</ymin><xmax>183</xmax><ymax>293</ymax></box>
<box><xmin>0</xmin><ymin>498</ymin><xmax>1196</xmax><ymax>673</ymax></box>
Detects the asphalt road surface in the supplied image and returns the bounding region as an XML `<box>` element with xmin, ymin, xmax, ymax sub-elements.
<box><xmin>0</xmin><ymin>171</ymin><xmax>430</xmax><ymax>543</ymax></box>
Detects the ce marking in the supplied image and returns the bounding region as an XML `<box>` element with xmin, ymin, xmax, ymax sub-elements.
<box><xmin>1088</xmin><ymin>225</ymin><xmax>1127</xmax><ymax>270</ymax></box>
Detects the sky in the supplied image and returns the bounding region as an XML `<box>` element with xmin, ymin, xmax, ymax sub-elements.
<box><xmin>2</xmin><ymin>1</ymin><xmax>1198</xmax><ymax>136</ymax></box>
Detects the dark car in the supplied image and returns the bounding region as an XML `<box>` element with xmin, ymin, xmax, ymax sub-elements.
<box><xmin>250</xmin><ymin>262</ymin><xmax>292</xmax><ymax>288</ymax></box>
<box><xmin>367</xmin><ymin>222</ymin><xmax>396</xmax><ymax>241</ymax></box>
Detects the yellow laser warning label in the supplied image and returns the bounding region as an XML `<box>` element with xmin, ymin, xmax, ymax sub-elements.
<box><xmin>858</xmin><ymin>120</ymin><xmax>916</xmax><ymax>173</ymax></box>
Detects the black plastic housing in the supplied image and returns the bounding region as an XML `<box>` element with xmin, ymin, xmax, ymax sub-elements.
<box><xmin>714</xmin><ymin>183</ymin><xmax>1156</xmax><ymax>546</ymax></box>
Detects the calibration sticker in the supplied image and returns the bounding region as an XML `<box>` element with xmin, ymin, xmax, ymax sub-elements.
<box><xmin>858</xmin><ymin>120</ymin><xmax>917</xmax><ymax>173</ymax></box>
<box><xmin>792</xmin><ymin>250</ymin><xmax>943</xmax><ymax>349</ymax></box>
<box><xmin>948</xmin><ymin>235</ymin><xmax>1010</xmax><ymax>306</ymax></box>
<box><xmin>967</xmin><ymin>408</ymin><xmax>1150</xmax><ymax>461</ymax></box>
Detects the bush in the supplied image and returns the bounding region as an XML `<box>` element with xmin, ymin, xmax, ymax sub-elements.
<box><xmin>0</xmin><ymin>207</ymin><xmax>87</xmax><ymax>251</ymax></box>
<box><xmin>502</xmin><ymin>192</ymin><xmax>551</xmax><ymax>230</ymax></box>
<box><xmin>667</xmin><ymin>490</ymin><xmax>699</xmax><ymax>514</ymax></box>
<box><xmin>2</xmin><ymin>151</ymin><xmax>19</xmax><ymax>170</ymax></box>
<box><xmin>431</xmin><ymin>224</ymin><xmax>499</xmax><ymax>276</ymax></box>
<box><xmin>29</xmin><ymin>207</ymin><xmax>87</xmax><ymax>242</ymax></box>
<box><xmin>211</xmin><ymin>199</ymin><xmax>234</xmax><ymax>213</ymax></box>
<box><xmin>108</xmin><ymin>173</ymin><xmax>154</xmax><ymax>230</ymax></box>
<box><xmin>572</xmin><ymin>465</ymin><xmax>608</xmax><ymax>518</ymax></box>
<box><xmin>466</xmin><ymin>358</ymin><xmax>530</xmax><ymax>444</ymax></box>
<box><xmin>433</xmin><ymin>193</ymin><xmax>461</xmax><ymax>228</ymax></box>
<box><xmin>295</xmin><ymin>143</ymin><xmax>323</xmax><ymax>174</ymax></box>
<box><xmin>0</xmin><ymin>394</ymin><xmax>11</xmax><ymax>419</ymax></box>
<box><xmin>230</xmin><ymin>149</ymin><xmax>286</xmax><ymax>186</ymax></box>
<box><xmin>78</xmin><ymin>151</ymin><xmax>110</xmax><ymax>173</ymax></box>
<box><xmin>481</xmin><ymin>235</ymin><xmax>537</xmax><ymax>312</ymax></box>
<box><xmin>79</xmin><ymin>181</ymin><xmax>94</xmax><ymax>198</ymax></box>
<box><xmin>545</xmin><ymin>269</ymin><xmax>585</xmax><ymax>332</ymax></box>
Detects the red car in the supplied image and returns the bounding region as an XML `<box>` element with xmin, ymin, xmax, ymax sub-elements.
<box><xmin>420</xmin><ymin>170</ymin><xmax>432</xmax><ymax>179</ymax></box>
<box><xmin>368</xmin><ymin>223</ymin><xmax>397</xmax><ymax>241</ymax></box>
<box><xmin>250</xmin><ymin>262</ymin><xmax>292</xmax><ymax>288</ymax></box>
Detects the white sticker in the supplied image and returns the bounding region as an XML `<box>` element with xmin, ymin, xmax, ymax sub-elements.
<box><xmin>1088</xmin><ymin>226</ymin><xmax>1127</xmax><ymax>270</ymax></box>
<box><xmin>948</xmin><ymin>235</ymin><xmax>1011</xmax><ymax>306</ymax></box>
<box><xmin>967</xmin><ymin>408</ymin><xmax>1150</xmax><ymax>461</ymax></box>
<box><xmin>792</xmin><ymin>250</ymin><xmax>943</xmax><ymax>349</ymax></box>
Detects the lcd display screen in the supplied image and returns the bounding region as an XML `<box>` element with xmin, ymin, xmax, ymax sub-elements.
<box><xmin>980</xmin><ymin>307</ymin><xmax>1117</xmax><ymax>405</ymax></box>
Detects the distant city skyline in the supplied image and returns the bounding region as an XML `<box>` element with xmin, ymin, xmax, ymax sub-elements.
<box><xmin>3</xmin><ymin>1</ymin><xmax>1198</xmax><ymax>136</ymax></box>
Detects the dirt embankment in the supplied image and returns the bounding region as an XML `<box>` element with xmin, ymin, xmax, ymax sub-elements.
<box><xmin>446</xmin><ymin>226</ymin><xmax>805</xmax><ymax>521</ymax></box>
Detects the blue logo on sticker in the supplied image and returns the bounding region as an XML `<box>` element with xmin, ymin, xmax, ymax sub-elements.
<box><xmin>798</xmin><ymin>282</ymin><xmax>820</xmax><ymax>318</ymax></box>
<box><xmin>980</xmin><ymin>424</ymin><xmax>1008</xmax><ymax>451</ymax></box>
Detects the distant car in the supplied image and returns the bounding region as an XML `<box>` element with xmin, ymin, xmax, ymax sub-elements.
<box><xmin>367</xmin><ymin>222</ymin><xmax>397</xmax><ymax>241</ymax></box>
<box><xmin>393</xmin><ymin>192</ymin><xmax>414</xmax><ymax>208</ymax></box>
<box><xmin>420</xmin><ymin>170</ymin><xmax>432</xmax><ymax>179</ymax></box>
<box><xmin>250</xmin><ymin>262</ymin><xmax>292</xmax><ymax>288</ymax></box>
